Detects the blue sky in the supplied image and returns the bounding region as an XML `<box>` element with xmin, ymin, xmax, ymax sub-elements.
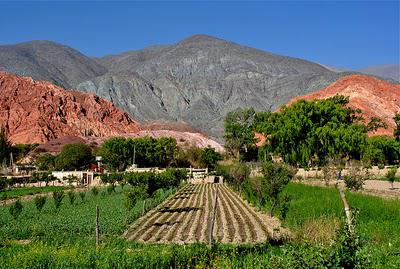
<box><xmin>0</xmin><ymin>1</ymin><xmax>398</xmax><ymax>69</ymax></box>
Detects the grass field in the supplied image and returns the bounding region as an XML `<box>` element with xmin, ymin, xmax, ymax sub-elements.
<box><xmin>1</xmin><ymin>183</ymin><xmax>399</xmax><ymax>268</ymax></box>
<box><xmin>0</xmin><ymin>186</ymin><xmax>66</xmax><ymax>200</ymax></box>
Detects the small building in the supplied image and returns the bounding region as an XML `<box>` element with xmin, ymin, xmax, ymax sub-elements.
<box><xmin>51</xmin><ymin>171</ymin><xmax>95</xmax><ymax>186</ymax></box>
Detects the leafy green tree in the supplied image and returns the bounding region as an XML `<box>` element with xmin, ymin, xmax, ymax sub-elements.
<box><xmin>261</xmin><ymin>161</ymin><xmax>294</xmax><ymax>216</ymax></box>
<box><xmin>9</xmin><ymin>199</ymin><xmax>23</xmax><ymax>220</ymax></box>
<box><xmin>201</xmin><ymin>147</ymin><xmax>222</xmax><ymax>169</ymax></box>
<box><xmin>224</xmin><ymin>108</ymin><xmax>257</xmax><ymax>160</ymax></box>
<box><xmin>35</xmin><ymin>154</ymin><xmax>56</xmax><ymax>171</ymax></box>
<box><xmin>362</xmin><ymin>136</ymin><xmax>400</xmax><ymax>165</ymax></box>
<box><xmin>254</xmin><ymin>96</ymin><xmax>368</xmax><ymax>166</ymax></box>
<box><xmin>55</xmin><ymin>143</ymin><xmax>93</xmax><ymax>170</ymax></box>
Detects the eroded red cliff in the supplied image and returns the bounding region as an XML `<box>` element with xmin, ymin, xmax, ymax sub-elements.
<box><xmin>0</xmin><ymin>71</ymin><xmax>141</xmax><ymax>144</ymax></box>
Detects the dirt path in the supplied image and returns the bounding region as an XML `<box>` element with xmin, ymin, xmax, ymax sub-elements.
<box><xmin>298</xmin><ymin>179</ymin><xmax>400</xmax><ymax>199</ymax></box>
<box><xmin>123</xmin><ymin>183</ymin><xmax>289</xmax><ymax>244</ymax></box>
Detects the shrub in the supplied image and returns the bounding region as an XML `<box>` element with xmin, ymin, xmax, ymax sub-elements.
<box><xmin>378</xmin><ymin>163</ymin><xmax>385</xmax><ymax>169</ymax></box>
<box><xmin>79</xmin><ymin>191</ymin><xmax>86</xmax><ymax>202</ymax></box>
<box><xmin>125</xmin><ymin>185</ymin><xmax>149</xmax><ymax>210</ymax></box>
<box><xmin>53</xmin><ymin>190</ymin><xmax>65</xmax><ymax>209</ymax></box>
<box><xmin>343</xmin><ymin>161</ymin><xmax>367</xmax><ymax>191</ymax></box>
<box><xmin>228</xmin><ymin>162</ymin><xmax>250</xmax><ymax>193</ymax></box>
<box><xmin>9</xmin><ymin>199</ymin><xmax>23</xmax><ymax>219</ymax></box>
<box><xmin>91</xmin><ymin>187</ymin><xmax>99</xmax><ymax>196</ymax></box>
<box><xmin>386</xmin><ymin>167</ymin><xmax>397</xmax><ymax>189</ymax></box>
<box><xmin>67</xmin><ymin>191</ymin><xmax>76</xmax><ymax>205</ymax></box>
<box><xmin>34</xmin><ymin>196</ymin><xmax>46</xmax><ymax>212</ymax></box>
<box><xmin>261</xmin><ymin>161</ymin><xmax>294</xmax><ymax>216</ymax></box>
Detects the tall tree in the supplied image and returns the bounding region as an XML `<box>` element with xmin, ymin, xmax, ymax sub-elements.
<box><xmin>224</xmin><ymin>107</ymin><xmax>257</xmax><ymax>160</ymax></box>
<box><xmin>254</xmin><ymin>96</ymin><xmax>368</xmax><ymax>166</ymax></box>
<box><xmin>0</xmin><ymin>125</ymin><xmax>10</xmax><ymax>165</ymax></box>
<box><xmin>394</xmin><ymin>112</ymin><xmax>400</xmax><ymax>141</ymax></box>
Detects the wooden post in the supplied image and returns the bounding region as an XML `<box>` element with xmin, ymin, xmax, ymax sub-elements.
<box><xmin>339</xmin><ymin>189</ymin><xmax>353</xmax><ymax>233</ymax></box>
<box><xmin>96</xmin><ymin>205</ymin><xmax>100</xmax><ymax>247</ymax></box>
<box><xmin>142</xmin><ymin>200</ymin><xmax>146</xmax><ymax>216</ymax></box>
<box><xmin>208</xmin><ymin>189</ymin><xmax>218</xmax><ymax>247</ymax></box>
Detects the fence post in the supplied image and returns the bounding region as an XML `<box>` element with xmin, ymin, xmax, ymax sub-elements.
<box><xmin>208</xmin><ymin>188</ymin><xmax>218</xmax><ymax>247</ymax></box>
<box><xmin>96</xmin><ymin>205</ymin><xmax>100</xmax><ymax>247</ymax></box>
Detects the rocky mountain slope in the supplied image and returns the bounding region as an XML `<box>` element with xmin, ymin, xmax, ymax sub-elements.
<box><xmin>1</xmin><ymin>35</ymin><xmax>366</xmax><ymax>139</ymax></box>
<box><xmin>77</xmin><ymin>35</ymin><xmax>346</xmax><ymax>138</ymax></box>
<box><xmin>0</xmin><ymin>72</ymin><xmax>140</xmax><ymax>144</ymax></box>
<box><xmin>0</xmin><ymin>72</ymin><xmax>223</xmax><ymax>151</ymax></box>
<box><xmin>0</xmin><ymin>41</ymin><xmax>107</xmax><ymax>88</ymax></box>
<box><xmin>288</xmin><ymin>75</ymin><xmax>400</xmax><ymax>136</ymax></box>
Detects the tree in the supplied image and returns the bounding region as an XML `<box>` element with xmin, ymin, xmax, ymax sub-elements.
<box><xmin>224</xmin><ymin>108</ymin><xmax>257</xmax><ymax>160</ymax></box>
<box><xmin>386</xmin><ymin>167</ymin><xmax>397</xmax><ymax>189</ymax></box>
<box><xmin>35</xmin><ymin>153</ymin><xmax>56</xmax><ymax>171</ymax></box>
<box><xmin>201</xmin><ymin>147</ymin><xmax>222</xmax><ymax>169</ymax></box>
<box><xmin>394</xmin><ymin>112</ymin><xmax>400</xmax><ymax>141</ymax></box>
<box><xmin>55</xmin><ymin>143</ymin><xmax>93</xmax><ymax>170</ymax></box>
<box><xmin>254</xmin><ymin>96</ymin><xmax>368</xmax><ymax>166</ymax></box>
<box><xmin>228</xmin><ymin>162</ymin><xmax>250</xmax><ymax>194</ymax></box>
<box><xmin>0</xmin><ymin>125</ymin><xmax>10</xmax><ymax>165</ymax></box>
<box><xmin>362</xmin><ymin>136</ymin><xmax>400</xmax><ymax>166</ymax></box>
<box><xmin>261</xmin><ymin>161</ymin><xmax>294</xmax><ymax>216</ymax></box>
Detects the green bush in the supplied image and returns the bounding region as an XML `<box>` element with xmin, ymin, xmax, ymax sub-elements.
<box><xmin>261</xmin><ymin>161</ymin><xmax>294</xmax><ymax>216</ymax></box>
<box><xmin>125</xmin><ymin>185</ymin><xmax>148</xmax><ymax>210</ymax></box>
<box><xmin>79</xmin><ymin>191</ymin><xmax>86</xmax><ymax>202</ymax></box>
<box><xmin>9</xmin><ymin>199</ymin><xmax>23</xmax><ymax>219</ymax></box>
<box><xmin>67</xmin><ymin>191</ymin><xmax>76</xmax><ymax>205</ymax></box>
<box><xmin>34</xmin><ymin>196</ymin><xmax>46</xmax><ymax>212</ymax></box>
<box><xmin>91</xmin><ymin>187</ymin><xmax>99</xmax><ymax>196</ymax></box>
<box><xmin>53</xmin><ymin>190</ymin><xmax>65</xmax><ymax>209</ymax></box>
<box><xmin>386</xmin><ymin>167</ymin><xmax>397</xmax><ymax>189</ymax></box>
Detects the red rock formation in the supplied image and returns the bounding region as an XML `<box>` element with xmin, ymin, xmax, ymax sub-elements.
<box><xmin>0</xmin><ymin>71</ymin><xmax>141</xmax><ymax>144</ymax></box>
<box><xmin>287</xmin><ymin>75</ymin><xmax>400</xmax><ymax>136</ymax></box>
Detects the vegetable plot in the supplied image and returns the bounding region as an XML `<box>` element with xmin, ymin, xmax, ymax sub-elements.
<box><xmin>124</xmin><ymin>183</ymin><xmax>287</xmax><ymax>244</ymax></box>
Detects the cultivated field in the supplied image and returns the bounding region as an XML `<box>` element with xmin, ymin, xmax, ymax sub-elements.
<box><xmin>124</xmin><ymin>183</ymin><xmax>287</xmax><ymax>244</ymax></box>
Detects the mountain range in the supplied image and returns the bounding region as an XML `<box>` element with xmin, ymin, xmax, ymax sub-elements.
<box><xmin>0</xmin><ymin>35</ymin><xmax>398</xmax><ymax>140</ymax></box>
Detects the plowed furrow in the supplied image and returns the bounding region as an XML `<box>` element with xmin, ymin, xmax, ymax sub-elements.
<box><xmin>185</xmin><ymin>184</ymin><xmax>205</xmax><ymax>243</ymax></box>
<box><xmin>142</xmin><ymin>189</ymin><xmax>189</xmax><ymax>242</ymax></box>
<box><xmin>215</xmin><ymin>184</ymin><xmax>236</xmax><ymax>242</ymax></box>
<box><xmin>219</xmin><ymin>185</ymin><xmax>252</xmax><ymax>242</ymax></box>
<box><xmin>221</xmin><ymin>185</ymin><xmax>268</xmax><ymax>242</ymax></box>
<box><xmin>130</xmin><ymin>186</ymin><xmax>188</xmax><ymax>241</ymax></box>
<box><xmin>223</xmin><ymin>185</ymin><xmax>271</xmax><ymax>239</ymax></box>
<box><xmin>163</xmin><ymin>184</ymin><xmax>200</xmax><ymax>243</ymax></box>
<box><xmin>196</xmin><ymin>183</ymin><xmax>212</xmax><ymax>242</ymax></box>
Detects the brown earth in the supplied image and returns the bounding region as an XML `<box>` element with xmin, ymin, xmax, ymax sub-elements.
<box><xmin>288</xmin><ymin>75</ymin><xmax>400</xmax><ymax>136</ymax></box>
<box><xmin>0</xmin><ymin>71</ymin><xmax>141</xmax><ymax>144</ymax></box>
<box><xmin>124</xmin><ymin>183</ymin><xmax>288</xmax><ymax>244</ymax></box>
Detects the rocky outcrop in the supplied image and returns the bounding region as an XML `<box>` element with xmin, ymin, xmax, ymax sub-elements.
<box><xmin>0</xmin><ymin>72</ymin><xmax>141</xmax><ymax>144</ymax></box>
<box><xmin>288</xmin><ymin>75</ymin><xmax>400</xmax><ymax>136</ymax></box>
